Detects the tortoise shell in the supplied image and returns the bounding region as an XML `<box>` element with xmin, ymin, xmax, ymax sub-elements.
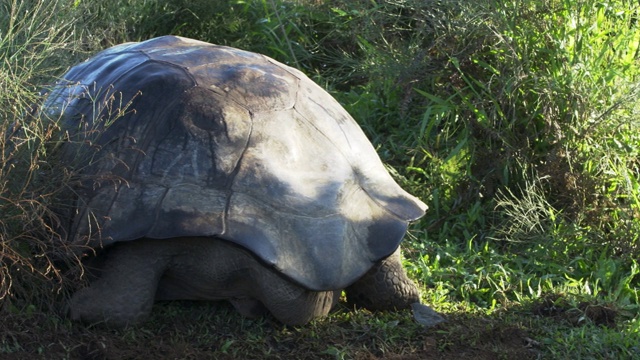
<box><xmin>43</xmin><ymin>36</ymin><xmax>427</xmax><ymax>290</ymax></box>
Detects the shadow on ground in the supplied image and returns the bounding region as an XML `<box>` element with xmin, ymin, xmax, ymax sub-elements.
<box><xmin>0</xmin><ymin>299</ymin><xmax>556</xmax><ymax>360</ymax></box>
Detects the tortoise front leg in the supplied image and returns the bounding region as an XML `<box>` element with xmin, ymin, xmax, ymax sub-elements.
<box><xmin>69</xmin><ymin>240</ymin><xmax>169</xmax><ymax>327</ymax></box>
<box><xmin>250</xmin><ymin>264</ymin><xmax>339</xmax><ymax>325</ymax></box>
<box><xmin>345</xmin><ymin>248</ymin><xmax>419</xmax><ymax>311</ymax></box>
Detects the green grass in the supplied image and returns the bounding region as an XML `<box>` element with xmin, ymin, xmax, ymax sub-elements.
<box><xmin>1</xmin><ymin>0</ymin><xmax>640</xmax><ymax>358</ymax></box>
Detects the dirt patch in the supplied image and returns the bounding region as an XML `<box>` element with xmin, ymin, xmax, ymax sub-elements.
<box><xmin>1</xmin><ymin>302</ymin><xmax>540</xmax><ymax>360</ymax></box>
<box><xmin>532</xmin><ymin>293</ymin><xmax>618</xmax><ymax>328</ymax></box>
<box><xmin>404</xmin><ymin>320</ymin><xmax>538</xmax><ymax>360</ymax></box>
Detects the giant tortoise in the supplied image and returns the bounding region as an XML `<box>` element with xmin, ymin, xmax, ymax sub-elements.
<box><xmin>42</xmin><ymin>36</ymin><xmax>428</xmax><ymax>327</ymax></box>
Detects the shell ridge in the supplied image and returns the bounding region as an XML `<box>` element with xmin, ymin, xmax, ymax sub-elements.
<box><xmin>203</xmin><ymin>87</ymin><xmax>256</xmax><ymax>117</ymax></box>
<box><xmin>150</xmin><ymin>186</ymin><xmax>171</xmax><ymax>232</ymax></box>
<box><xmin>221</xmin><ymin>111</ymin><xmax>255</xmax><ymax>236</ymax></box>
<box><xmin>90</xmin><ymin>174</ymin><xmax>129</xmax><ymax>244</ymax></box>
<box><xmin>357</xmin><ymin>182</ymin><xmax>407</xmax><ymax>221</ymax></box>
<box><xmin>143</xmin><ymin>58</ymin><xmax>197</xmax><ymax>86</ymax></box>
<box><xmin>145</xmin><ymin>97</ymin><xmax>189</xmax><ymax>181</ymax></box>
<box><xmin>310</xmin><ymin>97</ymin><xmax>353</xmax><ymax>149</ymax></box>
<box><xmin>293</xmin><ymin>106</ymin><xmax>351</xmax><ymax>159</ymax></box>
<box><xmin>69</xmin><ymin>196</ymin><xmax>92</xmax><ymax>245</ymax></box>
<box><xmin>89</xmin><ymin>51</ymin><xmax>152</xmax><ymax>92</ymax></box>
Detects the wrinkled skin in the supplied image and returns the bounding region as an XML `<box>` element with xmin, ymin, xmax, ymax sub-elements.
<box><xmin>70</xmin><ymin>237</ymin><xmax>419</xmax><ymax>327</ymax></box>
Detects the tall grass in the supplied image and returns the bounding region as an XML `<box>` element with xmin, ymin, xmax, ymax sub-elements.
<box><xmin>397</xmin><ymin>0</ymin><xmax>640</xmax><ymax>309</ymax></box>
<box><xmin>0</xmin><ymin>0</ymin><xmax>85</xmax><ymax>308</ymax></box>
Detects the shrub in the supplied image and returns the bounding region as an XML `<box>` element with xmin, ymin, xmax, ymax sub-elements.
<box><xmin>0</xmin><ymin>0</ymin><xmax>85</xmax><ymax>309</ymax></box>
